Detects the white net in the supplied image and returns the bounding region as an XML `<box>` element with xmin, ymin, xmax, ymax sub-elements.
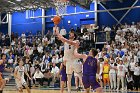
<box><xmin>54</xmin><ymin>0</ymin><xmax>68</xmax><ymax>16</ymax></box>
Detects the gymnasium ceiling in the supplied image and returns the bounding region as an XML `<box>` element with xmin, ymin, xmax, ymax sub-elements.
<box><xmin>0</xmin><ymin>0</ymin><xmax>124</xmax><ymax>13</ymax></box>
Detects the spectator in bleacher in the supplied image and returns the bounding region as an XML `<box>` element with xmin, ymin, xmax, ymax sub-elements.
<box><xmin>46</xmin><ymin>30</ymin><xmax>53</xmax><ymax>40</ymax></box>
<box><xmin>133</xmin><ymin>62</ymin><xmax>140</xmax><ymax>91</ymax></box>
<box><xmin>21</xmin><ymin>32</ymin><xmax>26</xmax><ymax>38</ymax></box>
<box><xmin>129</xmin><ymin>58</ymin><xmax>135</xmax><ymax>78</ymax></box>
<box><xmin>42</xmin><ymin>36</ymin><xmax>48</xmax><ymax>46</ymax></box>
<box><xmin>109</xmin><ymin>58</ymin><xmax>117</xmax><ymax>90</ymax></box>
<box><xmin>117</xmin><ymin>60</ymin><xmax>127</xmax><ymax>90</ymax></box>
<box><xmin>37</xmin><ymin>44</ymin><xmax>43</xmax><ymax>55</ymax></box>
<box><xmin>33</xmin><ymin>67</ymin><xmax>44</xmax><ymax>87</ymax></box>
<box><xmin>24</xmin><ymin>57</ymin><xmax>31</xmax><ymax>88</ymax></box>
<box><xmin>137</xmin><ymin>48</ymin><xmax>140</xmax><ymax>62</ymax></box>
<box><xmin>51</xmin><ymin>63</ymin><xmax>59</xmax><ymax>86</ymax></box>
<box><xmin>7</xmin><ymin>51</ymin><xmax>14</xmax><ymax>69</ymax></box>
<box><xmin>60</xmin><ymin>26</ymin><xmax>67</xmax><ymax>38</ymax></box>
<box><xmin>52</xmin><ymin>54</ymin><xmax>59</xmax><ymax>65</ymax></box>
<box><xmin>40</xmin><ymin>62</ymin><xmax>47</xmax><ymax>73</ymax></box>
<box><xmin>43</xmin><ymin>70</ymin><xmax>53</xmax><ymax>87</ymax></box>
<box><xmin>104</xmin><ymin>26</ymin><xmax>111</xmax><ymax>42</ymax></box>
<box><xmin>126</xmin><ymin>71</ymin><xmax>133</xmax><ymax>91</ymax></box>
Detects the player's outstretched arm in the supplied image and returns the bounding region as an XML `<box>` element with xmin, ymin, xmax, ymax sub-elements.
<box><xmin>74</xmin><ymin>48</ymin><xmax>87</xmax><ymax>62</ymax></box>
<box><xmin>54</xmin><ymin>25</ymin><xmax>77</xmax><ymax>45</ymax></box>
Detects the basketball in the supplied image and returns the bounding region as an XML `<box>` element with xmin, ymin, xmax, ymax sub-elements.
<box><xmin>53</xmin><ymin>16</ymin><xmax>61</xmax><ymax>25</ymax></box>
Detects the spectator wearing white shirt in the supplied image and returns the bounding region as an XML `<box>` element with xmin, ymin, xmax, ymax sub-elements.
<box><xmin>11</xmin><ymin>40</ymin><xmax>15</xmax><ymax>46</ymax></box>
<box><xmin>104</xmin><ymin>26</ymin><xmax>111</xmax><ymax>32</ymax></box>
<box><xmin>42</xmin><ymin>52</ymin><xmax>50</xmax><ymax>65</ymax></box>
<box><xmin>21</xmin><ymin>32</ymin><xmax>26</xmax><ymax>38</ymax></box>
<box><xmin>98</xmin><ymin>58</ymin><xmax>104</xmax><ymax>88</ymax></box>
<box><xmin>33</xmin><ymin>68</ymin><xmax>44</xmax><ymax>86</ymax></box>
<box><xmin>52</xmin><ymin>54</ymin><xmax>59</xmax><ymax>66</ymax></box>
<box><xmin>60</xmin><ymin>26</ymin><xmax>67</xmax><ymax>38</ymax></box>
<box><xmin>37</xmin><ymin>44</ymin><xmax>43</xmax><ymax>54</ymax></box>
<box><xmin>58</xmin><ymin>54</ymin><xmax>63</xmax><ymax>63</ymax></box>
<box><xmin>137</xmin><ymin>28</ymin><xmax>140</xmax><ymax>35</ymax></box>
<box><xmin>51</xmin><ymin>63</ymin><xmax>59</xmax><ymax>85</ymax></box>
<box><xmin>42</xmin><ymin>36</ymin><xmax>48</xmax><ymax>46</ymax></box>
<box><xmin>22</xmin><ymin>37</ymin><xmax>26</xmax><ymax>44</ymax></box>
<box><xmin>109</xmin><ymin>58</ymin><xmax>117</xmax><ymax>90</ymax></box>
<box><xmin>104</xmin><ymin>26</ymin><xmax>111</xmax><ymax>41</ymax></box>
<box><xmin>117</xmin><ymin>60</ymin><xmax>127</xmax><ymax>90</ymax></box>
<box><xmin>133</xmin><ymin>62</ymin><xmax>140</xmax><ymax>91</ymax></box>
<box><xmin>83</xmin><ymin>33</ymin><xmax>90</xmax><ymax>40</ymax></box>
<box><xmin>50</xmin><ymin>35</ymin><xmax>55</xmax><ymax>44</ymax></box>
<box><xmin>115</xmin><ymin>32</ymin><xmax>121</xmax><ymax>42</ymax></box>
<box><xmin>28</xmin><ymin>47</ymin><xmax>33</xmax><ymax>56</ymax></box>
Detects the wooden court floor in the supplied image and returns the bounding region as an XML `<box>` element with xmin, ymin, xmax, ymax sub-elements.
<box><xmin>3</xmin><ymin>89</ymin><xmax>140</xmax><ymax>93</ymax></box>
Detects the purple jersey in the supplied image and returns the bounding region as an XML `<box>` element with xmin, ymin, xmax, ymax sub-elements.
<box><xmin>60</xmin><ymin>64</ymin><xmax>67</xmax><ymax>81</ymax></box>
<box><xmin>83</xmin><ymin>56</ymin><xmax>97</xmax><ymax>76</ymax></box>
<box><xmin>82</xmin><ymin>56</ymin><xmax>100</xmax><ymax>90</ymax></box>
<box><xmin>60</xmin><ymin>64</ymin><xmax>66</xmax><ymax>75</ymax></box>
<box><xmin>0</xmin><ymin>61</ymin><xmax>5</xmax><ymax>72</ymax></box>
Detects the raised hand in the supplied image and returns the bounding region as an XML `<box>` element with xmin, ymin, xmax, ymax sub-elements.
<box><xmin>54</xmin><ymin>25</ymin><xmax>59</xmax><ymax>35</ymax></box>
<box><xmin>75</xmin><ymin>40</ymin><xmax>80</xmax><ymax>48</ymax></box>
<box><xmin>29</xmin><ymin>77</ymin><xmax>32</xmax><ymax>80</ymax></box>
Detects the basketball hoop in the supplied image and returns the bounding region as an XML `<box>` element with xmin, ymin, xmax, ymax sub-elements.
<box><xmin>54</xmin><ymin>0</ymin><xmax>68</xmax><ymax>16</ymax></box>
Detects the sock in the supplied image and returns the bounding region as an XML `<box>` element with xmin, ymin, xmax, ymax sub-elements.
<box><xmin>0</xmin><ymin>90</ymin><xmax>3</xmax><ymax>93</ymax></box>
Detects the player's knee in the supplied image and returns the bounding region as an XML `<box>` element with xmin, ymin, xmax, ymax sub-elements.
<box><xmin>24</xmin><ymin>85</ymin><xmax>29</xmax><ymax>89</ymax></box>
<box><xmin>2</xmin><ymin>79</ymin><xmax>6</xmax><ymax>84</ymax></box>
<box><xmin>18</xmin><ymin>88</ymin><xmax>23</xmax><ymax>92</ymax></box>
<box><xmin>67</xmin><ymin>74</ymin><xmax>72</xmax><ymax>79</ymax></box>
<box><xmin>96</xmin><ymin>87</ymin><xmax>103</xmax><ymax>93</ymax></box>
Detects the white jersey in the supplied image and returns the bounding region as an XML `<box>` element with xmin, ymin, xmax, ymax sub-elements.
<box><xmin>73</xmin><ymin>59</ymin><xmax>82</xmax><ymax>73</ymax></box>
<box><xmin>64</xmin><ymin>42</ymin><xmax>76</xmax><ymax>60</ymax></box>
<box><xmin>15</xmin><ymin>66</ymin><xmax>25</xmax><ymax>79</ymax></box>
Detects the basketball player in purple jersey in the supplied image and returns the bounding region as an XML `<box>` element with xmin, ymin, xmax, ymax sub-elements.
<box><xmin>0</xmin><ymin>54</ymin><xmax>13</xmax><ymax>93</ymax></box>
<box><xmin>74</xmin><ymin>44</ymin><xmax>103</xmax><ymax>93</ymax></box>
<box><xmin>59</xmin><ymin>62</ymin><xmax>67</xmax><ymax>93</ymax></box>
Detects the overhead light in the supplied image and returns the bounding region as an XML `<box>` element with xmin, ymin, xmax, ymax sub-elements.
<box><xmin>7</xmin><ymin>1</ymin><xmax>16</xmax><ymax>4</ymax></box>
<box><xmin>16</xmin><ymin>0</ymin><xmax>22</xmax><ymax>1</ymax></box>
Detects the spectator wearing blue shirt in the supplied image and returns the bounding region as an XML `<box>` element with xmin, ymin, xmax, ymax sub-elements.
<box><xmin>104</xmin><ymin>50</ymin><xmax>110</xmax><ymax>58</ymax></box>
<box><xmin>117</xmin><ymin>47</ymin><xmax>125</xmax><ymax>57</ymax></box>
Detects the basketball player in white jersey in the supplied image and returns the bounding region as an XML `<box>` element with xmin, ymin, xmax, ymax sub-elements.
<box><xmin>74</xmin><ymin>59</ymin><xmax>83</xmax><ymax>91</ymax></box>
<box><xmin>54</xmin><ymin>26</ymin><xmax>82</xmax><ymax>93</ymax></box>
<box><xmin>14</xmin><ymin>59</ymin><xmax>31</xmax><ymax>93</ymax></box>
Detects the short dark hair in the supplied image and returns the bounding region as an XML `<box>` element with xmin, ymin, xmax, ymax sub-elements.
<box><xmin>69</xmin><ymin>29</ymin><xmax>77</xmax><ymax>39</ymax></box>
<box><xmin>1</xmin><ymin>53</ymin><xmax>6</xmax><ymax>58</ymax></box>
<box><xmin>91</xmin><ymin>48</ymin><xmax>98</xmax><ymax>57</ymax></box>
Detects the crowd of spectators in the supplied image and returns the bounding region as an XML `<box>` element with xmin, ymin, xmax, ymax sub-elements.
<box><xmin>0</xmin><ymin>21</ymin><xmax>139</xmax><ymax>91</ymax></box>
